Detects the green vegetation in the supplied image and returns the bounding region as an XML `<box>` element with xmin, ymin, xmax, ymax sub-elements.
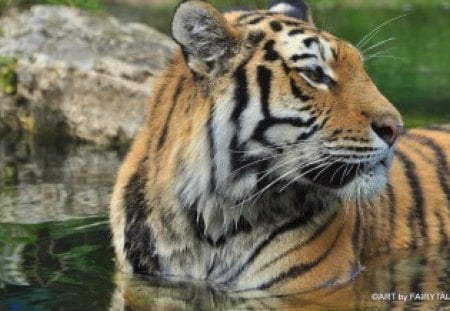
<box><xmin>44</xmin><ymin>0</ymin><xmax>101</xmax><ymax>10</ymax></box>
<box><xmin>0</xmin><ymin>56</ymin><xmax>17</xmax><ymax>95</ymax></box>
<box><xmin>210</xmin><ymin>0</ymin><xmax>449</xmax><ymax>8</ymax></box>
<box><xmin>0</xmin><ymin>0</ymin><xmax>101</xmax><ymax>12</ymax></box>
<box><xmin>113</xmin><ymin>0</ymin><xmax>448</xmax><ymax>9</ymax></box>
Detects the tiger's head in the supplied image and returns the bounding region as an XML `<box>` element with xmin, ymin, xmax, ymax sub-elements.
<box><xmin>171</xmin><ymin>0</ymin><xmax>403</xmax><ymax>204</ymax></box>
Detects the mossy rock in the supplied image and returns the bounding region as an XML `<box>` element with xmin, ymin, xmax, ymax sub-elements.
<box><xmin>0</xmin><ymin>56</ymin><xmax>17</xmax><ymax>95</ymax></box>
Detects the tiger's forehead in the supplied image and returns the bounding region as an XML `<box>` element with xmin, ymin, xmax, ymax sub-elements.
<box><xmin>224</xmin><ymin>10</ymin><xmax>357</xmax><ymax>62</ymax></box>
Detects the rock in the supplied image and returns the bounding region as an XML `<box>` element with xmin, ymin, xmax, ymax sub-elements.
<box><xmin>0</xmin><ymin>5</ymin><xmax>177</xmax><ymax>145</ymax></box>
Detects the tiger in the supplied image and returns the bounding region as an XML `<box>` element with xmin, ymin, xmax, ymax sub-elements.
<box><xmin>109</xmin><ymin>0</ymin><xmax>450</xmax><ymax>294</ymax></box>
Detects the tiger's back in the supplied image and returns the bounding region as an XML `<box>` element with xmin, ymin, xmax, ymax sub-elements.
<box><xmin>365</xmin><ymin>125</ymin><xmax>450</xmax><ymax>255</ymax></box>
<box><xmin>109</xmin><ymin>0</ymin><xmax>450</xmax><ymax>294</ymax></box>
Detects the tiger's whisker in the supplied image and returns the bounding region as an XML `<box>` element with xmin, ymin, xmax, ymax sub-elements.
<box><xmin>277</xmin><ymin>160</ymin><xmax>336</xmax><ymax>193</ymax></box>
<box><xmin>356</xmin><ymin>13</ymin><xmax>409</xmax><ymax>49</ymax></box>
<box><xmin>330</xmin><ymin>162</ymin><xmax>347</xmax><ymax>185</ymax></box>
<box><xmin>366</xmin><ymin>55</ymin><xmax>403</xmax><ymax>62</ymax></box>
<box><xmin>233</xmin><ymin>157</ymin><xmax>329</xmax><ymax>209</ymax></box>
<box><xmin>361</xmin><ymin>37</ymin><xmax>396</xmax><ymax>56</ymax></box>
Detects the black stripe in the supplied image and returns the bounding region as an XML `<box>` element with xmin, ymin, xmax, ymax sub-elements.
<box><xmin>269</xmin><ymin>20</ymin><xmax>283</xmax><ymax>32</ymax></box>
<box><xmin>252</xmin><ymin>67</ymin><xmax>316</xmax><ymax>145</ymax></box>
<box><xmin>387</xmin><ymin>254</ymin><xmax>396</xmax><ymax>310</ymax></box>
<box><xmin>230</xmin><ymin>60</ymin><xmax>251</xmax><ymax>173</ymax></box>
<box><xmin>257</xmin><ymin>66</ymin><xmax>272</xmax><ymax>118</ymax></box>
<box><xmin>290</xmin><ymin>77</ymin><xmax>312</xmax><ymax>101</ymax></box>
<box><xmin>185</xmin><ymin>199</ymin><xmax>204</xmax><ymax>240</ymax></box>
<box><xmin>404</xmin><ymin>255</ymin><xmax>426</xmax><ymax>310</ymax></box>
<box><xmin>224</xmin><ymin>195</ymin><xmax>326</xmax><ymax>284</ymax></box>
<box><xmin>257</xmin><ymin>208</ymin><xmax>339</xmax><ymax>273</ymax></box>
<box><xmin>296</xmin><ymin>124</ymin><xmax>319</xmax><ymax>141</ymax></box>
<box><xmin>248</xmin><ymin>16</ymin><xmax>265</xmax><ymax>24</ymax></box>
<box><xmin>331</xmin><ymin>129</ymin><xmax>343</xmax><ymax>137</ymax></box>
<box><xmin>395</xmin><ymin>150</ymin><xmax>427</xmax><ymax>248</ymax></box>
<box><xmin>157</xmin><ymin>77</ymin><xmax>185</xmax><ymax>150</ymax></box>
<box><xmin>437</xmin><ymin>246</ymin><xmax>450</xmax><ymax>310</ymax></box>
<box><xmin>280</xmin><ymin>20</ymin><xmax>304</xmax><ymax>27</ymax></box>
<box><xmin>291</xmin><ymin>53</ymin><xmax>317</xmax><ymax>62</ymax></box>
<box><xmin>251</xmin><ymin>66</ymin><xmax>273</xmax><ymax>145</ymax></box>
<box><xmin>149</xmin><ymin>85</ymin><xmax>165</xmax><ymax>119</ymax></box>
<box><xmin>341</xmin><ymin>146</ymin><xmax>377</xmax><ymax>152</ymax></box>
<box><xmin>288</xmin><ymin>29</ymin><xmax>304</xmax><ymax>36</ymax></box>
<box><xmin>252</xmin><ymin>117</ymin><xmax>317</xmax><ymax>146</ymax></box>
<box><xmin>434</xmin><ymin>211</ymin><xmax>449</xmax><ymax>249</ymax></box>
<box><xmin>231</xmin><ymin>63</ymin><xmax>250</xmax><ymax>123</ymax></box>
<box><xmin>185</xmin><ymin>198</ymin><xmax>252</xmax><ymax>248</ymax></box>
<box><xmin>407</xmin><ymin>134</ymin><xmax>450</xmax><ymax>205</ymax></box>
<box><xmin>247</xmin><ymin>31</ymin><xmax>266</xmax><ymax>46</ymax></box>
<box><xmin>257</xmin><ymin>222</ymin><xmax>344</xmax><ymax>289</ymax></box>
<box><xmin>303</xmin><ymin>37</ymin><xmax>319</xmax><ymax>48</ymax></box>
<box><xmin>237</xmin><ymin>12</ymin><xmax>259</xmax><ymax>22</ymax></box>
<box><xmin>386</xmin><ymin>182</ymin><xmax>397</xmax><ymax>251</ymax></box>
<box><xmin>331</xmin><ymin>48</ymin><xmax>338</xmax><ymax>61</ymax></box>
<box><xmin>281</xmin><ymin>60</ymin><xmax>291</xmax><ymax>75</ymax></box>
<box><xmin>207</xmin><ymin>106</ymin><xmax>217</xmax><ymax>193</ymax></box>
<box><xmin>238</xmin><ymin>12</ymin><xmax>277</xmax><ymax>22</ymax></box>
<box><xmin>185</xmin><ymin>199</ymin><xmax>224</xmax><ymax>247</ymax></box>
<box><xmin>263</xmin><ymin>40</ymin><xmax>279</xmax><ymax>61</ymax></box>
<box><xmin>123</xmin><ymin>159</ymin><xmax>159</xmax><ymax>274</ymax></box>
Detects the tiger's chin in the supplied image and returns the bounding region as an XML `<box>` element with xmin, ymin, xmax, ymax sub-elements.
<box><xmin>304</xmin><ymin>157</ymin><xmax>392</xmax><ymax>203</ymax></box>
<box><xmin>335</xmin><ymin>162</ymin><xmax>390</xmax><ymax>202</ymax></box>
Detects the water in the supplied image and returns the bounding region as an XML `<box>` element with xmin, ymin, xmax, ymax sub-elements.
<box><xmin>1</xmin><ymin>3</ymin><xmax>450</xmax><ymax>310</ymax></box>
<box><xmin>0</xmin><ymin>138</ymin><xmax>119</xmax><ymax>310</ymax></box>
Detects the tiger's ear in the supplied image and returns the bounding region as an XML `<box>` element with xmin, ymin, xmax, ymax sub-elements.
<box><xmin>269</xmin><ymin>0</ymin><xmax>314</xmax><ymax>25</ymax></box>
<box><xmin>171</xmin><ymin>0</ymin><xmax>241</xmax><ymax>72</ymax></box>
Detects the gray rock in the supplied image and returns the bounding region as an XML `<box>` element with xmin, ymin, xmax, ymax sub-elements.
<box><xmin>0</xmin><ymin>5</ymin><xmax>177</xmax><ymax>145</ymax></box>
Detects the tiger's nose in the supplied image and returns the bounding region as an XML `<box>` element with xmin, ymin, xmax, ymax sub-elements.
<box><xmin>371</xmin><ymin>121</ymin><xmax>403</xmax><ymax>146</ymax></box>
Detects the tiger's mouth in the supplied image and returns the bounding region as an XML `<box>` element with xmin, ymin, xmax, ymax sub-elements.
<box><xmin>301</xmin><ymin>159</ymin><xmax>387</xmax><ymax>188</ymax></box>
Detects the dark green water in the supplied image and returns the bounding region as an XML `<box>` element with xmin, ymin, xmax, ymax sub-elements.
<box><xmin>1</xmin><ymin>3</ymin><xmax>449</xmax><ymax>311</ymax></box>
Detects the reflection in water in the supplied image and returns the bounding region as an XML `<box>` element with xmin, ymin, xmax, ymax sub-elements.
<box><xmin>111</xmin><ymin>246</ymin><xmax>450</xmax><ymax>310</ymax></box>
<box><xmin>0</xmin><ymin>137</ymin><xmax>122</xmax><ymax>223</ymax></box>
<box><xmin>0</xmin><ymin>218</ymin><xmax>115</xmax><ymax>311</ymax></box>
<box><xmin>0</xmin><ymin>139</ymin><xmax>118</xmax><ymax>310</ymax></box>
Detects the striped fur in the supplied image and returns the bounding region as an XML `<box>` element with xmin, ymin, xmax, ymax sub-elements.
<box><xmin>109</xmin><ymin>0</ymin><xmax>450</xmax><ymax>293</ymax></box>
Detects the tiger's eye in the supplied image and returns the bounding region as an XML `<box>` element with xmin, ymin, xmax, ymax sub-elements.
<box><xmin>306</xmin><ymin>69</ymin><xmax>322</xmax><ymax>82</ymax></box>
